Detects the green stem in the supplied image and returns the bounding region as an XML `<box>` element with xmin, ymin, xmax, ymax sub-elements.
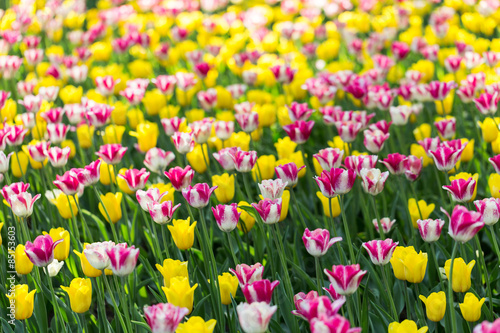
<box><xmin>474</xmin><ymin>235</ymin><xmax>494</xmax><ymax>319</ymax></box>
<box><xmin>369</xmin><ymin>195</ymin><xmax>385</xmax><ymax>239</ymax></box>
<box><xmin>448</xmin><ymin>242</ymin><xmax>459</xmax><ymax>333</ymax></box>
<box><xmin>340</xmin><ymin>195</ymin><xmax>356</xmax><ymax>264</ymax></box>
<box><xmin>161</xmin><ymin>225</ymin><xmax>171</xmax><ymax>259</ymax></box>
<box><xmin>290</xmin><ymin>189</ymin><xmax>307</xmax><ymax>229</ymax></box>
<box><xmin>102</xmin><ymin>274</ymin><xmax>129</xmax><ymax>333</ymax></box>
<box><xmin>488</xmin><ymin>226</ymin><xmax>500</xmax><ymax>264</ymax></box>
<box><xmin>381</xmin><ymin>266</ymin><xmax>399</xmax><ymax>321</ymax></box>
<box><xmin>225</xmin><ymin>232</ymin><xmax>239</xmax><ymax>266</ymax></box>
<box><xmin>315</xmin><ymin>257</ymin><xmax>323</xmax><ymax>295</ymax></box>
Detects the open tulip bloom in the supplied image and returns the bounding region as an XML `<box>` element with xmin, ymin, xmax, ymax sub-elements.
<box><xmin>3</xmin><ymin>2</ymin><xmax>500</xmax><ymax>333</ymax></box>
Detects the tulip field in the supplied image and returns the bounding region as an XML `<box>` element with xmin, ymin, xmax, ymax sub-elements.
<box><xmin>4</xmin><ymin>0</ymin><xmax>500</xmax><ymax>332</ymax></box>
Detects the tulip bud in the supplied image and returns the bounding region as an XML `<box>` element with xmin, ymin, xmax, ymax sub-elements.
<box><xmin>212</xmin><ymin>203</ymin><xmax>240</xmax><ymax>232</ymax></box>
<box><xmin>302</xmin><ymin>228</ymin><xmax>342</xmax><ymax>257</ymax></box>
<box><xmin>362</xmin><ymin>239</ymin><xmax>399</xmax><ymax>265</ymax></box>
<box><xmin>237</xmin><ymin>302</ymin><xmax>277</xmax><ymax>333</ymax></box>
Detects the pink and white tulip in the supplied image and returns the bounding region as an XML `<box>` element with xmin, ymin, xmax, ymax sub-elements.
<box><xmin>303</xmin><ymin>228</ymin><xmax>342</xmax><ymax>257</ymax></box>
<box><xmin>144</xmin><ymin>303</ymin><xmax>189</xmax><ymax>333</ymax></box>
<box><xmin>275</xmin><ymin>162</ymin><xmax>305</xmax><ymax>188</ymax></box>
<box><xmin>53</xmin><ymin>171</ymin><xmax>83</xmax><ymax>196</ymax></box>
<box><xmin>149</xmin><ymin>201</ymin><xmax>181</xmax><ymax>225</ymax></box>
<box><xmin>118</xmin><ymin>168</ymin><xmax>150</xmax><ymax>192</ymax></box>
<box><xmin>164</xmin><ymin>166</ymin><xmax>194</xmax><ymax>191</ymax></box>
<box><xmin>360</xmin><ymin>168</ymin><xmax>389</xmax><ymax>196</ymax></box>
<box><xmin>373</xmin><ymin>217</ymin><xmax>396</xmax><ymax>234</ymax></box>
<box><xmin>474</xmin><ymin>198</ymin><xmax>500</xmax><ymax>226</ymax></box>
<box><xmin>232</xmin><ymin>150</ymin><xmax>257</xmax><ymax>173</ymax></box>
<box><xmin>161</xmin><ymin>117</ymin><xmax>185</xmax><ymax>137</ymax></box>
<box><xmin>84</xmin><ymin>241</ymin><xmax>115</xmax><ymax>270</ymax></box>
<box><xmin>429</xmin><ymin>146</ymin><xmax>464</xmax><ymax>172</ymax></box>
<box><xmin>106</xmin><ymin>243</ymin><xmax>140</xmax><ymax>276</ymax></box>
<box><xmin>362</xmin><ymin>239</ymin><xmax>399</xmax><ymax>265</ymax></box>
<box><xmin>211</xmin><ymin>203</ymin><xmax>241</xmax><ymax>232</ymax></box>
<box><xmin>417</xmin><ymin>219</ymin><xmax>445</xmax><ymax>243</ymax></box>
<box><xmin>144</xmin><ymin>148</ymin><xmax>175</xmax><ymax>174</ymax></box>
<box><xmin>315</xmin><ymin>168</ymin><xmax>356</xmax><ymax>198</ymax></box>
<box><xmin>283</xmin><ymin>120</ymin><xmax>315</xmax><ymax>144</ymax></box>
<box><xmin>237</xmin><ymin>302</ymin><xmax>277</xmax><ymax>333</ymax></box>
<box><xmin>76</xmin><ymin>160</ymin><xmax>102</xmax><ymax>187</ymax></box>
<box><xmin>380</xmin><ymin>153</ymin><xmax>407</xmax><ymax>175</ymax></box>
<box><xmin>442</xmin><ymin>177</ymin><xmax>476</xmax><ymax>203</ymax></box>
<box><xmin>25</xmin><ymin>235</ymin><xmax>63</xmax><ymax>267</ymax></box>
<box><xmin>442</xmin><ymin>205</ymin><xmax>484</xmax><ymax>243</ymax></box>
<box><xmin>95</xmin><ymin>144</ymin><xmax>128</xmax><ymax>165</ymax></box>
<box><xmin>242</xmin><ymin>279</ymin><xmax>280</xmax><ymax>304</ymax></box>
<box><xmin>258</xmin><ymin>179</ymin><xmax>288</xmax><ymax>200</ymax></box>
<box><xmin>324</xmin><ymin>264</ymin><xmax>367</xmax><ymax>296</ymax></box>
<box><xmin>313</xmin><ymin>148</ymin><xmax>344</xmax><ymax>171</ymax></box>
<box><xmin>182</xmin><ymin>183</ymin><xmax>217</xmax><ymax>208</ymax></box>
<box><xmin>334</xmin><ymin>121</ymin><xmax>362</xmax><ymax>143</ymax></box>
<box><xmin>47</xmin><ymin>146</ymin><xmax>71</xmax><ymax>168</ymax></box>
<box><xmin>230</xmin><ymin>263</ymin><xmax>264</xmax><ymax>288</ymax></box>
<box><xmin>172</xmin><ymin>131</ymin><xmax>194</xmax><ymax>154</ymax></box>
<box><xmin>252</xmin><ymin>199</ymin><xmax>282</xmax><ymax>224</ymax></box>
<box><xmin>214</xmin><ymin>121</ymin><xmax>235</xmax><ymax>141</ymax></box>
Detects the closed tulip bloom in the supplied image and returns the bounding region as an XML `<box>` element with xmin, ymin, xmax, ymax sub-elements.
<box><xmin>53</xmin><ymin>170</ymin><xmax>82</xmax><ymax>196</ymax></box>
<box><xmin>47</xmin><ymin>146</ymin><xmax>71</xmax><ymax>168</ymax></box>
<box><xmin>360</xmin><ymin>168</ymin><xmax>389</xmax><ymax>195</ymax></box>
<box><xmin>324</xmin><ymin>264</ymin><xmax>367</xmax><ymax>296</ymax></box>
<box><xmin>75</xmin><ymin>247</ymin><xmax>105</xmax><ymax>278</ymax></box>
<box><xmin>460</xmin><ymin>293</ymin><xmax>485</xmax><ymax>322</ymax></box>
<box><xmin>489</xmin><ymin>155</ymin><xmax>500</xmax><ymax>174</ymax></box>
<box><xmin>46</xmin><ymin>123</ymin><xmax>71</xmax><ymax>144</ymax></box>
<box><xmin>443</xmin><ymin>177</ymin><xmax>476</xmax><ymax>203</ymax></box>
<box><xmin>149</xmin><ymin>201</ymin><xmax>181</xmax><ymax>224</ymax></box>
<box><xmin>474</xmin><ymin>92</ymin><xmax>500</xmax><ymax>115</ymax></box>
<box><xmin>217</xmin><ymin>272</ymin><xmax>239</xmax><ymax>305</ymax></box>
<box><xmin>389</xmin><ymin>105</ymin><xmax>412</xmax><ymax>126</ymax></box>
<box><xmin>419</xmin><ymin>292</ymin><xmax>446</xmax><ymax>322</ymax></box>
<box><xmin>213</xmin><ymin>147</ymin><xmax>238</xmax><ymax>171</ymax></box>
<box><xmin>5</xmin><ymin>125</ymin><xmax>28</xmax><ymax>146</ymax></box>
<box><xmin>106</xmin><ymin>243</ymin><xmax>139</xmax><ymax>277</ymax></box>
<box><xmin>380</xmin><ymin>153</ymin><xmax>407</xmax><ymax>175</ymax></box>
<box><xmin>442</xmin><ymin>205</ymin><xmax>484</xmax><ymax>243</ymax></box>
<box><xmin>258</xmin><ymin>179</ymin><xmax>287</xmax><ymax>200</ymax></box>
<box><xmin>144</xmin><ymin>303</ymin><xmax>189</xmax><ymax>333</ymax></box>
<box><xmin>473</xmin><ymin>318</ymin><xmax>500</xmax><ymax>332</ymax></box>
<box><xmin>293</xmin><ymin>292</ymin><xmax>345</xmax><ymax>322</ymax></box>
<box><xmin>474</xmin><ymin>198</ymin><xmax>500</xmax><ymax>225</ymax></box>
<box><xmin>434</xmin><ymin>117</ymin><xmax>456</xmax><ymax>140</ymax></box>
<box><xmin>162</xmin><ymin>276</ymin><xmax>197</xmax><ymax>314</ymax></box>
<box><xmin>237</xmin><ymin>302</ymin><xmax>277</xmax><ymax>333</ymax></box>
<box><xmin>14</xmin><ymin>244</ymin><xmax>34</xmax><ymax>275</ymax></box>
<box><xmin>182</xmin><ymin>183</ymin><xmax>217</xmax><ymax>208</ymax></box>
<box><xmin>95</xmin><ymin>144</ymin><xmax>128</xmax><ymax>165</ymax></box>
<box><xmin>362</xmin><ymin>239</ymin><xmax>399</xmax><ymax>265</ymax></box>
<box><xmin>252</xmin><ymin>198</ymin><xmax>282</xmax><ymax>224</ymax></box>
<box><xmin>191</xmin><ymin>119</ymin><xmax>213</xmax><ymax>144</ymax></box>
<box><xmin>236</xmin><ymin>112</ymin><xmax>259</xmax><ymax>133</ymax></box>
<box><xmin>136</xmin><ymin>188</ymin><xmax>167</xmax><ymax>211</ymax></box>
<box><xmin>313</xmin><ymin>148</ymin><xmax>344</xmax><ymax>171</ymax></box>
<box><xmin>275</xmin><ymin>162</ymin><xmax>305</xmax><ymax>188</ymax></box>
<box><xmin>144</xmin><ymin>148</ymin><xmax>175</xmax><ymax>174</ymax></box>
<box><xmin>176</xmin><ymin>316</ymin><xmax>217</xmax><ymax>333</ymax></box>
<box><xmin>0</xmin><ymin>151</ymin><xmax>12</xmax><ymax>173</ymax></box>
<box><xmin>373</xmin><ymin>217</ymin><xmax>396</xmax><ymax>234</ymax></box>
<box><xmin>214</xmin><ymin>121</ymin><xmax>235</xmax><ymax>141</ymax></box>
<box><xmin>417</xmin><ymin>219</ymin><xmax>445</xmax><ymax>242</ymax></box>
<box><xmin>212</xmin><ymin>173</ymin><xmax>235</xmax><ymax>203</ymax></box>
<box><xmin>168</xmin><ymin>218</ymin><xmax>197</xmax><ymax>250</ymax></box>
<box><xmin>444</xmin><ymin>258</ymin><xmax>475</xmax><ymax>292</ymax></box>
<box><xmin>310</xmin><ymin>314</ymin><xmax>361</xmax><ymax>333</ymax></box>
<box><xmin>46</xmin><ymin>190</ymin><xmax>78</xmax><ymax>219</ymax></box>
<box><xmin>61</xmin><ymin>278</ymin><xmax>92</xmax><ymax>313</ymax></box>
<box><xmin>429</xmin><ymin>146</ymin><xmax>464</xmax><ymax>172</ymax></box>
<box><xmin>363</xmin><ymin>129</ymin><xmax>390</xmax><ymax>153</ymax></box>
<box><xmin>283</xmin><ymin>120</ymin><xmax>315</xmax><ymax>144</ymax></box>
<box><xmin>303</xmin><ymin>228</ymin><xmax>342</xmax><ymax>257</ymax></box>
<box><xmin>164</xmin><ymin>166</ymin><xmax>194</xmax><ymax>191</ymax></box>
<box><xmin>315</xmin><ymin>168</ymin><xmax>356</xmax><ymax>198</ymax></box>
<box><xmin>388</xmin><ymin>320</ymin><xmax>428</xmax><ymax>333</ymax></box>
<box><xmin>404</xmin><ymin>155</ymin><xmax>423</xmax><ymax>181</ymax></box>
<box><xmin>212</xmin><ymin>203</ymin><xmax>241</xmax><ymax>232</ymax></box>
<box><xmin>161</xmin><ymin>117</ymin><xmax>186</xmax><ymax>137</ymax></box>
<box><xmin>25</xmin><ymin>141</ymin><xmax>49</xmax><ymax>162</ymax></box>
<box><xmin>43</xmin><ymin>228</ymin><xmax>70</xmax><ymax>261</ymax></box>
<box><xmin>334</xmin><ymin>121</ymin><xmax>362</xmax><ymax>143</ymax></box>
<box><xmin>5</xmin><ymin>285</ymin><xmax>36</xmax><ymax>320</ymax></box>
<box><xmin>230</xmin><ymin>263</ymin><xmax>264</xmax><ymax>288</ymax></box>
<box><xmin>118</xmin><ymin>168</ymin><xmax>150</xmax><ymax>192</ymax></box>
<box><xmin>232</xmin><ymin>150</ymin><xmax>257</xmax><ymax>173</ymax></box>
<box><xmin>172</xmin><ymin>131</ymin><xmax>194</xmax><ymax>154</ymax></box>
<box><xmin>25</xmin><ymin>234</ymin><xmax>63</xmax><ymax>267</ymax></box>
<box><xmin>390</xmin><ymin>246</ymin><xmax>428</xmax><ymax>283</ymax></box>
<box><xmin>9</xmin><ymin>192</ymin><xmax>41</xmax><ymax>218</ymax></box>
<box><xmin>98</xmin><ymin>192</ymin><xmax>123</xmax><ymax>224</ymax></box>
<box><xmin>156</xmin><ymin>259</ymin><xmax>189</xmax><ymax>288</ymax></box>
<box><xmin>77</xmin><ymin>160</ymin><xmax>102</xmax><ymax>187</ymax></box>
<box><xmin>83</xmin><ymin>241</ymin><xmax>115</xmax><ymax>271</ymax></box>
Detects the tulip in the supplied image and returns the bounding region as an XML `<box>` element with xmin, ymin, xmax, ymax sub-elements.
<box><xmin>212</xmin><ymin>173</ymin><xmax>235</xmax><ymax>203</ymax></box>
<box><xmin>53</xmin><ymin>170</ymin><xmax>82</xmax><ymax>196</ymax></box>
<box><xmin>216</xmin><ymin>272</ymin><xmax>239</xmax><ymax>305</ymax></box>
<box><xmin>417</xmin><ymin>219</ymin><xmax>445</xmax><ymax>243</ymax></box>
<box><xmin>144</xmin><ymin>148</ymin><xmax>175</xmax><ymax>174</ymax></box>
<box><xmin>106</xmin><ymin>243</ymin><xmax>139</xmax><ymax>276</ymax></box>
<box><xmin>1</xmin><ymin>182</ymin><xmax>30</xmax><ymax>202</ymax></box>
<box><xmin>474</xmin><ymin>92</ymin><xmax>500</xmax><ymax>115</ymax></box>
<box><xmin>380</xmin><ymin>153</ymin><xmax>407</xmax><ymax>175</ymax></box>
<box><xmin>363</xmin><ymin>129</ymin><xmax>390</xmax><ymax>153</ymax></box>
<box><xmin>474</xmin><ymin>198</ymin><xmax>500</xmax><ymax>226</ymax></box>
<box><xmin>5</xmin><ymin>285</ymin><xmax>36</xmax><ymax>320</ymax></box>
<box><xmin>419</xmin><ymin>292</ymin><xmax>446</xmax><ymax>322</ymax></box>
<box><xmin>473</xmin><ymin>318</ymin><xmax>500</xmax><ymax>332</ymax></box>
<box><xmin>390</xmin><ymin>246</ymin><xmax>428</xmax><ymax>283</ymax></box>
<box><xmin>232</xmin><ymin>150</ymin><xmax>257</xmax><ymax>173</ymax></box>
<box><xmin>315</xmin><ymin>168</ymin><xmax>356</xmax><ymax>198</ymax></box>
<box><xmin>182</xmin><ymin>183</ymin><xmax>217</xmax><ymax>208</ymax></box>
<box><xmin>45</xmin><ymin>189</ymin><xmax>78</xmax><ymax>219</ymax></box>
<box><xmin>144</xmin><ymin>303</ymin><xmax>189</xmax><ymax>333</ymax></box>
<box><xmin>478</xmin><ymin>118</ymin><xmax>499</xmax><ymax>143</ymax></box>
<box><xmin>156</xmin><ymin>259</ymin><xmax>189</xmax><ymax>288</ymax></box>
<box><xmin>214</xmin><ymin>120</ymin><xmax>234</xmax><ymax>141</ymax></box>
<box><xmin>427</xmin><ymin>80</ymin><xmax>457</xmax><ymax>100</ymax></box>
<box><xmin>136</xmin><ymin>188</ymin><xmax>166</xmax><ymax>211</ymax></box>
<box><xmin>162</xmin><ymin>276</ymin><xmax>197</xmax><ymax>314</ymax></box>
<box><xmin>408</xmin><ymin>199</ymin><xmax>435</xmax><ymax>228</ymax></box>
<box><xmin>360</xmin><ymin>168</ymin><xmax>389</xmax><ymax>195</ymax></box>
<box><xmin>0</xmin><ymin>151</ymin><xmax>12</xmax><ymax>173</ymax></box>
<box><xmin>152</xmin><ymin>75</ymin><xmax>177</xmax><ymax>95</ymax></box>
<box><xmin>460</xmin><ymin>293</ymin><xmax>485</xmax><ymax>322</ymax></box>
<box><xmin>164</xmin><ymin>166</ymin><xmax>194</xmax><ymax>191</ymax></box>
<box><xmin>212</xmin><ymin>203</ymin><xmax>241</xmax><ymax>232</ymax></box>
<box><xmin>149</xmin><ymin>201</ymin><xmax>181</xmax><ymax>225</ymax></box>
<box><xmin>172</xmin><ymin>131</ymin><xmax>194</xmax><ymax>154</ymax></box>
<box><xmin>489</xmin><ymin>155</ymin><xmax>500</xmax><ymax>174</ymax></box>
<box><xmin>230</xmin><ymin>263</ymin><xmax>264</xmax><ymax>288</ymax></box>
<box><xmin>372</xmin><ymin>217</ymin><xmax>396</xmax><ymax>234</ymax></box>
<box><xmin>324</xmin><ymin>264</ymin><xmax>366</xmax><ymax>296</ymax></box>
<box><xmin>86</xmin><ymin>104</ymin><xmax>114</xmax><ymax>128</ymax></box>
<box><xmin>176</xmin><ymin>317</ymin><xmax>216</xmax><ymax>333</ymax></box>
<box><xmin>404</xmin><ymin>155</ymin><xmax>423</xmax><ymax>181</ymax></box>
<box><xmin>252</xmin><ymin>198</ymin><xmax>282</xmax><ymax>224</ymax></box>
<box><xmin>43</xmin><ymin>228</ymin><xmax>70</xmax><ymax>261</ymax></box>
<box><xmin>8</xmin><ymin>192</ymin><xmax>41</xmax><ymax>218</ymax></box>
<box><xmin>283</xmin><ymin>120</ymin><xmax>315</xmax><ymax>144</ymax></box>
<box><xmin>95</xmin><ymin>144</ymin><xmax>128</xmax><ymax>165</ymax></box>
<box><xmin>61</xmin><ymin>278</ymin><xmax>92</xmax><ymax>313</ymax></box>
<box><xmin>98</xmin><ymin>192</ymin><xmax>123</xmax><ymax>224</ymax></box>
<box><xmin>168</xmin><ymin>218</ymin><xmax>197</xmax><ymax>250</ymax></box>
<box><xmin>25</xmin><ymin>141</ymin><xmax>49</xmax><ymax>162</ymax></box>
<box><xmin>236</xmin><ymin>112</ymin><xmax>259</xmax><ymax>133</ymax></box>
<box><xmin>4</xmin><ymin>125</ymin><xmax>28</xmax><ymax>146</ymax></box>
<box><xmin>303</xmin><ymin>228</ymin><xmax>342</xmax><ymax>257</ymax></box>
<box><xmin>442</xmin><ymin>177</ymin><xmax>476</xmax><ymax>203</ymax></box>
<box><xmin>334</xmin><ymin>121</ymin><xmax>362</xmax><ymax>143</ymax></box>
<box><xmin>83</xmin><ymin>241</ymin><xmax>116</xmax><ymax>271</ymax></box>
<box><xmin>442</xmin><ymin>205</ymin><xmax>484</xmax><ymax>243</ymax></box>
<box><xmin>310</xmin><ymin>314</ymin><xmax>361</xmax><ymax>333</ymax></box>
<box><xmin>287</xmin><ymin>102</ymin><xmax>313</xmax><ymax>122</ymax></box>
<box><xmin>47</xmin><ymin>146</ymin><xmax>71</xmax><ymax>168</ymax></box>
<box><xmin>191</xmin><ymin>120</ymin><xmax>213</xmax><ymax>144</ymax></box>
<box><xmin>434</xmin><ymin>117</ymin><xmax>456</xmax><ymax>140</ymax></box>
<box><xmin>313</xmin><ymin>148</ymin><xmax>344</xmax><ymax>171</ymax></box>
<box><xmin>75</xmin><ymin>246</ymin><xmax>105</xmax><ymax>278</ymax></box>
<box><xmin>362</xmin><ymin>239</ymin><xmax>399</xmax><ymax>265</ymax></box>
<box><xmin>213</xmin><ymin>147</ymin><xmax>238</xmax><ymax>171</ymax></box>
<box><xmin>317</xmin><ymin>192</ymin><xmax>341</xmax><ymax>218</ymax></box>
<box><xmin>237</xmin><ymin>302</ymin><xmax>277</xmax><ymax>333</ymax></box>
<box><xmin>95</xmin><ymin>75</ymin><xmax>119</xmax><ymax>96</ymax></box>
<box><xmin>275</xmin><ymin>162</ymin><xmax>305</xmax><ymax>188</ymax></box>
<box><xmin>46</xmin><ymin>123</ymin><xmax>71</xmax><ymax>145</ymax></box>
<box><xmin>24</xmin><ymin>234</ymin><xmax>63</xmax><ymax>267</ymax></box>
<box><xmin>118</xmin><ymin>168</ymin><xmax>150</xmax><ymax>192</ymax></box>
<box><xmin>388</xmin><ymin>320</ymin><xmax>428</xmax><ymax>333</ymax></box>
<box><xmin>293</xmin><ymin>293</ymin><xmax>345</xmax><ymax>322</ymax></box>
<box><xmin>429</xmin><ymin>146</ymin><xmax>464</xmax><ymax>172</ymax></box>
<box><xmin>389</xmin><ymin>105</ymin><xmax>412</xmax><ymax>126</ymax></box>
<box><xmin>444</xmin><ymin>258</ymin><xmax>475</xmax><ymax>293</ymax></box>
<box><xmin>237</xmin><ymin>202</ymin><xmax>257</xmax><ymax>232</ymax></box>
<box><xmin>14</xmin><ymin>244</ymin><xmax>33</xmax><ymax>275</ymax></box>
<box><xmin>161</xmin><ymin>117</ymin><xmax>186</xmax><ymax>137</ymax></box>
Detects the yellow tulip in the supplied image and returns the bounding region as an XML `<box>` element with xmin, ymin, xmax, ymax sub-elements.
<box><xmin>254</xmin><ymin>103</ymin><xmax>276</xmax><ymax>127</ymax></box>
<box><xmin>60</xmin><ymin>85</ymin><xmax>83</xmax><ymax>104</ymax></box>
<box><xmin>6</xmin><ymin>285</ymin><xmax>36</xmax><ymax>320</ymax></box>
<box><xmin>1</xmin><ymin>99</ymin><xmax>17</xmax><ymax>122</ymax></box>
<box><xmin>130</xmin><ymin>122</ymin><xmax>159</xmax><ymax>153</ymax></box>
<box><xmin>411</xmin><ymin>144</ymin><xmax>433</xmax><ymax>167</ymax></box>
<box><xmin>90</xmin><ymin>42</ymin><xmax>112</xmax><ymax>62</ymax></box>
<box><xmin>488</xmin><ymin>173</ymin><xmax>500</xmax><ymax>199</ymax></box>
<box><xmin>217</xmin><ymin>272</ymin><xmax>239</xmax><ymax>305</ymax></box>
<box><xmin>102</xmin><ymin>125</ymin><xmax>126</xmax><ymax>145</ymax></box>
<box><xmin>47</xmin><ymin>190</ymin><xmax>78</xmax><ymax>219</ymax></box>
<box><xmin>61</xmin><ymin>278</ymin><xmax>92</xmax><ymax>313</ymax></box>
<box><xmin>185</xmin><ymin>109</ymin><xmax>205</xmax><ymax>123</ymax></box>
<box><xmin>43</xmin><ymin>228</ymin><xmax>70</xmax><ymax>261</ymax></box>
<box><xmin>449</xmin><ymin>172</ymin><xmax>479</xmax><ymax>201</ymax></box>
<box><xmin>413</xmin><ymin>123</ymin><xmax>432</xmax><ymax>141</ymax></box>
<box><xmin>76</xmin><ymin>124</ymin><xmax>94</xmax><ymax>149</ymax></box>
<box><xmin>159</xmin><ymin>105</ymin><xmax>180</xmax><ymax>119</ymax></box>
<box><xmin>111</xmin><ymin>101</ymin><xmax>128</xmax><ymax>125</ymax></box>
<box><xmin>162</xmin><ymin>276</ymin><xmax>197</xmax><ymax>314</ymax></box>
<box><xmin>408</xmin><ymin>199</ymin><xmax>435</xmax><ymax>228</ymax></box>
<box><xmin>252</xmin><ymin>155</ymin><xmax>276</xmax><ymax>181</ymax></box>
<box><xmin>0</xmin><ymin>222</ymin><xmax>3</xmax><ymax>246</ymax></box>
<box><xmin>14</xmin><ymin>244</ymin><xmax>34</xmax><ymax>275</ymax></box>
<box><xmin>61</xmin><ymin>140</ymin><xmax>76</xmax><ymax>159</ymax></box>
<box><xmin>461</xmin><ymin>139</ymin><xmax>474</xmax><ymax>162</ymax></box>
<box><xmin>212</xmin><ymin>174</ymin><xmax>235</xmax><ymax>203</ymax></box>
<box><xmin>156</xmin><ymin>259</ymin><xmax>189</xmax><ymax>288</ymax></box>
<box><xmin>390</xmin><ymin>246</ymin><xmax>428</xmax><ymax>283</ymax></box>
<box><xmin>275</xmin><ymin>136</ymin><xmax>297</xmax><ymax>159</ymax></box>
<box><xmin>459</xmin><ymin>293</ymin><xmax>485</xmax><ymax>322</ymax></box>
<box><xmin>388</xmin><ymin>320</ymin><xmax>428</xmax><ymax>333</ymax></box>
<box><xmin>478</xmin><ymin>118</ymin><xmax>499</xmax><ymax>143</ymax></box>
<box><xmin>237</xmin><ymin>201</ymin><xmax>256</xmax><ymax>233</ymax></box>
<box><xmin>187</xmin><ymin>144</ymin><xmax>209</xmax><ymax>174</ymax></box>
<box><xmin>142</xmin><ymin>90</ymin><xmax>166</xmax><ymax>116</ymax></box>
<box><xmin>444</xmin><ymin>258</ymin><xmax>475</xmax><ymax>293</ymax></box>
<box><xmin>127</xmin><ymin>109</ymin><xmax>145</xmax><ymax>130</ymax></box>
<box><xmin>176</xmin><ymin>316</ymin><xmax>217</xmax><ymax>333</ymax></box>
<box><xmin>316</xmin><ymin>192</ymin><xmax>341</xmax><ymax>218</ymax></box>
<box><xmin>215</xmin><ymin>86</ymin><xmax>233</xmax><ymax>110</ymax></box>
<box><xmin>279</xmin><ymin>190</ymin><xmax>290</xmax><ymax>222</ymax></box>
<box><xmin>419</xmin><ymin>291</ymin><xmax>446</xmax><ymax>322</ymax></box>
<box><xmin>168</xmin><ymin>218</ymin><xmax>197</xmax><ymax>250</ymax></box>
<box><xmin>11</xmin><ymin>151</ymin><xmax>29</xmax><ymax>178</ymax></box>
<box><xmin>128</xmin><ymin>59</ymin><xmax>153</xmax><ymax>78</ymax></box>
<box><xmin>98</xmin><ymin>192</ymin><xmax>123</xmax><ymax>224</ymax></box>
<box><xmin>99</xmin><ymin>160</ymin><xmax>116</xmax><ymax>185</ymax></box>
<box><xmin>435</xmin><ymin>92</ymin><xmax>454</xmax><ymax>115</ymax></box>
